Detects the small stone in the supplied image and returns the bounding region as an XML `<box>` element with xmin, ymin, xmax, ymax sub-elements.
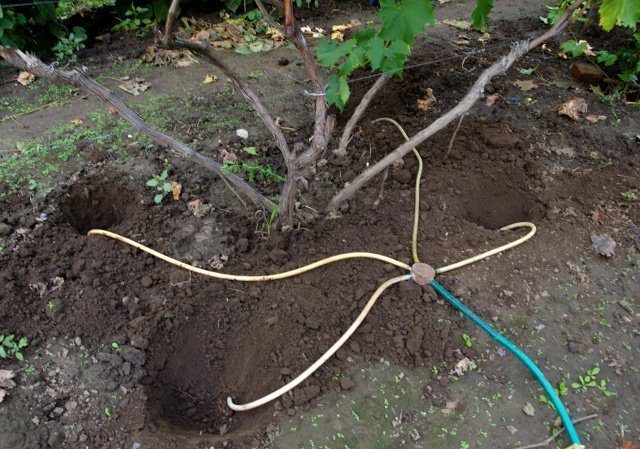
<box><xmin>236</xmin><ymin>129</ymin><xmax>249</xmax><ymax>139</ymax></box>
<box><xmin>130</xmin><ymin>335</ymin><xmax>148</xmax><ymax>350</ymax></box>
<box><xmin>522</xmin><ymin>402</ymin><xmax>535</xmax><ymax>417</ymax></box>
<box><xmin>106</xmin><ymin>381</ymin><xmax>118</xmax><ymax>392</ymax></box>
<box><xmin>506</xmin><ymin>425</ymin><xmax>518</xmax><ymax>435</ymax></box>
<box><xmin>120</xmin><ymin>346</ymin><xmax>146</xmax><ymax>367</ymax></box>
<box><xmin>141</xmin><ymin>276</ymin><xmax>153</xmax><ymax>288</ymax></box>
<box><xmin>74</xmin><ymin>337</ymin><xmax>82</xmax><ymax>346</ymax></box>
<box><xmin>65</xmin><ymin>401</ymin><xmax>78</xmax><ymax>411</ymax></box>
<box><xmin>0</xmin><ymin>223</ymin><xmax>11</xmax><ymax>236</ymax></box>
<box><xmin>293</xmin><ymin>385</ymin><xmax>320</xmax><ymax>405</ymax></box>
<box><xmin>219</xmin><ymin>424</ymin><xmax>229</xmax><ymax>436</ymax></box>
<box><xmin>339</xmin><ymin>376</ymin><xmax>355</xmax><ymax>390</ymax></box>
<box><xmin>236</xmin><ymin>238</ymin><xmax>249</xmax><ymax>253</ymax></box>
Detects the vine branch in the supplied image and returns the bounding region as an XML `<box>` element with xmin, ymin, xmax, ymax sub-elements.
<box><xmin>336</xmin><ymin>74</ymin><xmax>388</xmax><ymax>156</ymax></box>
<box><xmin>327</xmin><ymin>0</ymin><xmax>583</xmax><ymax>210</ymax></box>
<box><xmin>0</xmin><ymin>47</ymin><xmax>274</xmax><ymax>210</ymax></box>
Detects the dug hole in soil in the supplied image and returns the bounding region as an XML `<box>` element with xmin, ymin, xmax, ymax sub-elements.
<box><xmin>1</xmin><ymin>6</ymin><xmax>640</xmax><ymax>449</ymax></box>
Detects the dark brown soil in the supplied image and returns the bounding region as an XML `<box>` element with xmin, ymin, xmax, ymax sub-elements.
<box><xmin>1</xmin><ymin>3</ymin><xmax>639</xmax><ymax>449</ymax></box>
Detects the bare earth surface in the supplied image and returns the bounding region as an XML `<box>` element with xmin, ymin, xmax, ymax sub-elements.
<box><xmin>1</xmin><ymin>1</ymin><xmax>639</xmax><ymax>449</ymax></box>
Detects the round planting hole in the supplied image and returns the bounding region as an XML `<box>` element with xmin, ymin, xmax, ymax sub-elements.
<box><xmin>60</xmin><ymin>180</ymin><xmax>134</xmax><ymax>234</ymax></box>
<box><xmin>451</xmin><ymin>171</ymin><xmax>543</xmax><ymax>230</ymax></box>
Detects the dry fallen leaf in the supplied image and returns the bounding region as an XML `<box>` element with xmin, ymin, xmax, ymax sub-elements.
<box><xmin>513</xmin><ymin>79</ymin><xmax>538</xmax><ymax>91</ymax></box>
<box><xmin>0</xmin><ymin>369</ymin><xmax>16</xmax><ymax>387</ymax></box>
<box><xmin>557</xmin><ymin>97</ymin><xmax>588</xmax><ymax>120</ymax></box>
<box><xmin>331</xmin><ymin>30</ymin><xmax>344</xmax><ymax>41</ymax></box>
<box><xmin>170</xmin><ymin>181</ymin><xmax>182</xmax><ymax>201</ymax></box>
<box><xmin>485</xmin><ymin>93</ymin><xmax>500</xmax><ymax>106</ymax></box>
<box><xmin>442</xmin><ymin>19</ymin><xmax>472</xmax><ymax>30</ymax></box>
<box><xmin>202</xmin><ymin>74</ymin><xmax>218</xmax><ymax>84</ymax></box>
<box><xmin>118</xmin><ymin>78</ymin><xmax>150</xmax><ymax>96</ymax></box>
<box><xmin>219</xmin><ymin>148</ymin><xmax>237</xmax><ymax>164</ymax></box>
<box><xmin>267</xmin><ymin>27</ymin><xmax>285</xmax><ymax>42</ymax></box>
<box><xmin>194</xmin><ymin>29</ymin><xmax>211</xmax><ymax>41</ymax></box>
<box><xmin>187</xmin><ymin>199</ymin><xmax>203</xmax><ymax>214</ymax></box>
<box><xmin>585</xmin><ymin>114</ymin><xmax>606</xmax><ymax>123</ymax></box>
<box><xmin>417</xmin><ymin>88</ymin><xmax>437</xmax><ymax>111</ymax></box>
<box><xmin>301</xmin><ymin>25</ymin><xmax>325</xmax><ymax>38</ymax></box>
<box><xmin>108</xmin><ymin>106</ymin><xmax>118</xmax><ymax>116</ymax></box>
<box><xmin>591</xmin><ymin>209</ymin><xmax>605</xmax><ymax>224</ymax></box>
<box><xmin>331</xmin><ymin>19</ymin><xmax>362</xmax><ymax>32</ymax></box>
<box><xmin>17</xmin><ymin>71</ymin><xmax>35</xmax><ymax>86</ymax></box>
<box><xmin>622</xmin><ymin>440</ymin><xmax>638</xmax><ymax>449</ymax></box>
<box><xmin>70</xmin><ymin>118</ymin><xmax>84</xmax><ymax>125</ymax></box>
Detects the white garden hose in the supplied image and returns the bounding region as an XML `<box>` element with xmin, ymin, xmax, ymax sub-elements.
<box><xmin>436</xmin><ymin>222</ymin><xmax>537</xmax><ymax>273</ymax></box>
<box><xmin>226</xmin><ymin>274</ymin><xmax>412</xmax><ymax>411</ymax></box>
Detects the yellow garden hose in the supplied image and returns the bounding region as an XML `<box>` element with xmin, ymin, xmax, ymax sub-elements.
<box><xmin>87</xmin><ymin>229</ymin><xmax>411</xmax><ymax>278</ymax></box>
<box><xmin>372</xmin><ymin>117</ymin><xmax>423</xmax><ymax>264</ymax></box>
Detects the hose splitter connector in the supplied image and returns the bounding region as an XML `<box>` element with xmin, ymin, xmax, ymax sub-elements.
<box><xmin>411</xmin><ymin>263</ymin><xmax>435</xmax><ymax>286</ymax></box>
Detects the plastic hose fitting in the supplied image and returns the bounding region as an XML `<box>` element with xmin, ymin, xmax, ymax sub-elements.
<box><xmin>411</xmin><ymin>263</ymin><xmax>435</xmax><ymax>285</ymax></box>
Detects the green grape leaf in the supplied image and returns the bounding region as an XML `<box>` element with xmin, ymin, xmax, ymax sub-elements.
<box><xmin>599</xmin><ymin>0</ymin><xmax>640</xmax><ymax>31</ymax></box>
<box><xmin>560</xmin><ymin>39</ymin><xmax>592</xmax><ymax>57</ymax></box>
<box><xmin>378</xmin><ymin>0</ymin><xmax>435</xmax><ymax>44</ymax></box>
<box><xmin>471</xmin><ymin>0</ymin><xmax>494</xmax><ymax>31</ymax></box>
<box><xmin>326</xmin><ymin>74</ymin><xmax>350</xmax><ymax>111</ymax></box>
<box><xmin>339</xmin><ymin>46</ymin><xmax>367</xmax><ymax>76</ymax></box>
<box><xmin>316</xmin><ymin>38</ymin><xmax>356</xmax><ymax>67</ymax></box>
<box><xmin>154</xmin><ymin>193</ymin><xmax>164</xmax><ymax>204</ymax></box>
<box><xmin>366</xmin><ymin>38</ymin><xmax>411</xmax><ymax>74</ymax></box>
<box><xmin>354</xmin><ymin>27</ymin><xmax>376</xmax><ymax>43</ymax></box>
<box><xmin>146</xmin><ymin>178</ymin><xmax>159</xmax><ymax>187</ymax></box>
<box><xmin>381</xmin><ymin>40</ymin><xmax>411</xmax><ymax>73</ymax></box>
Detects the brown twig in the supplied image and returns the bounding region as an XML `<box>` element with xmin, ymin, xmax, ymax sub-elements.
<box><xmin>0</xmin><ymin>99</ymin><xmax>71</xmax><ymax>123</ymax></box>
<box><xmin>0</xmin><ymin>47</ymin><xmax>274</xmax><ymax>211</ymax></box>
<box><xmin>513</xmin><ymin>414</ymin><xmax>597</xmax><ymax>449</ymax></box>
<box><xmin>171</xmin><ymin>385</ymin><xmax>198</xmax><ymax>401</ymax></box>
<box><xmin>327</xmin><ymin>0</ymin><xmax>583</xmax><ymax>211</ymax></box>
<box><xmin>336</xmin><ymin>74</ymin><xmax>388</xmax><ymax>157</ymax></box>
<box><xmin>444</xmin><ymin>113</ymin><xmax>465</xmax><ymax>158</ymax></box>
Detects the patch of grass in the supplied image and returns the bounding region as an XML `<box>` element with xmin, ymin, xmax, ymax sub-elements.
<box><xmin>0</xmin><ymin>84</ymin><xmax>77</xmax><ymax>120</ymax></box>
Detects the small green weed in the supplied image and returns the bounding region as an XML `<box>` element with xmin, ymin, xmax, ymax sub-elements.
<box><xmin>113</xmin><ymin>5</ymin><xmax>153</xmax><ymax>35</ymax></box>
<box><xmin>621</xmin><ymin>189</ymin><xmax>638</xmax><ymax>201</ymax></box>
<box><xmin>571</xmin><ymin>365</ymin><xmax>614</xmax><ymax>396</ymax></box>
<box><xmin>146</xmin><ymin>170</ymin><xmax>172</xmax><ymax>204</ymax></box>
<box><xmin>222</xmin><ymin>161</ymin><xmax>285</xmax><ymax>184</ymax></box>
<box><xmin>266</xmin><ymin>204</ymin><xmax>279</xmax><ymax>238</ymax></box>
<box><xmin>461</xmin><ymin>333</ymin><xmax>473</xmax><ymax>348</ymax></box>
<box><xmin>0</xmin><ymin>334</ymin><xmax>29</xmax><ymax>361</ymax></box>
<box><xmin>111</xmin><ymin>342</ymin><xmax>121</xmax><ymax>352</ymax></box>
<box><xmin>53</xmin><ymin>26</ymin><xmax>87</xmax><ymax>61</ymax></box>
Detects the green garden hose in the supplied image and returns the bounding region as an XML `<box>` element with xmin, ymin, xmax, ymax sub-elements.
<box><xmin>429</xmin><ymin>280</ymin><xmax>583</xmax><ymax>449</ymax></box>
